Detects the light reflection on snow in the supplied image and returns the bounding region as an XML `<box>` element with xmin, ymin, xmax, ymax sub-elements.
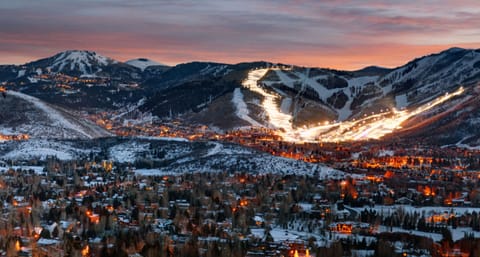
<box><xmin>242</xmin><ymin>68</ymin><xmax>464</xmax><ymax>142</ymax></box>
<box><xmin>242</xmin><ymin>68</ymin><xmax>293</xmax><ymax>131</ymax></box>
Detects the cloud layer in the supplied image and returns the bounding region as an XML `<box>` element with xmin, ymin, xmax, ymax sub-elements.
<box><xmin>0</xmin><ymin>0</ymin><xmax>479</xmax><ymax>69</ymax></box>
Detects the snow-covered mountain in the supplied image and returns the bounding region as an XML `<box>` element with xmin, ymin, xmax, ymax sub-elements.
<box><xmin>1</xmin><ymin>47</ymin><xmax>480</xmax><ymax>146</ymax></box>
<box><xmin>26</xmin><ymin>50</ymin><xmax>116</xmax><ymax>76</ymax></box>
<box><xmin>154</xmin><ymin>47</ymin><xmax>480</xmax><ymax>146</ymax></box>
<box><xmin>125</xmin><ymin>58</ymin><xmax>167</xmax><ymax>71</ymax></box>
<box><xmin>251</xmin><ymin>48</ymin><xmax>480</xmax><ymax>123</ymax></box>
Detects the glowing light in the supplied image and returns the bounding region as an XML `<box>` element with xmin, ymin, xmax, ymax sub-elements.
<box><xmin>242</xmin><ymin>68</ymin><xmax>465</xmax><ymax>142</ymax></box>
<box><xmin>242</xmin><ymin>68</ymin><xmax>293</xmax><ymax>131</ymax></box>
<box><xmin>81</xmin><ymin>245</ymin><xmax>90</xmax><ymax>257</ymax></box>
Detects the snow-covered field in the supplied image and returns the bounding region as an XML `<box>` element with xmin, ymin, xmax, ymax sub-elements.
<box><xmin>0</xmin><ymin>138</ymin><xmax>345</xmax><ymax>180</ymax></box>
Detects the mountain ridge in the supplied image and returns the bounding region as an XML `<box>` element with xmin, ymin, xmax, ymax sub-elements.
<box><xmin>0</xmin><ymin>47</ymin><xmax>479</xmax><ymax>146</ymax></box>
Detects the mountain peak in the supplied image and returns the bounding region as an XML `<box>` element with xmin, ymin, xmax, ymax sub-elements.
<box><xmin>125</xmin><ymin>58</ymin><xmax>166</xmax><ymax>71</ymax></box>
<box><xmin>444</xmin><ymin>47</ymin><xmax>466</xmax><ymax>53</ymax></box>
<box><xmin>45</xmin><ymin>50</ymin><xmax>117</xmax><ymax>75</ymax></box>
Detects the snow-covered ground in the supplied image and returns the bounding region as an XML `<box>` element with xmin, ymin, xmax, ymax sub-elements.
<box><xmin>108</xmin><ymin>141</ymin><xmax>150</xmax><ymax>163</ymax></box>
<box><xmin>243</xmin><ymin>69</ymin><xmax>293</xmax><ymax>131</ymax></box>
<box><xmin>205</xmin><ymin>142</ymin><xmax>223</xmax><ymax>157</ymax></box>
<box><xmin>350</xmin><ymin>205</ymin><xmax>480</xmax><ymax>241</ymax></box>
<box><xmin>131</xmin><ymin>140</ymin><xmax>346</xmax><ymax>178</ymax></box>
<box><xmin>232</xmin><ymin>88</ymin><xmax>263</xmax><ymax>127</ymax></box>
<box><xmin>378</xmin><ymin>225</ymin><xmax>480</xmax><ymax>242</ymax></box>
<box><xmin>0</xmin><ymin>139</ymin><xmax>97</xmax><ymax>161</ymax></box>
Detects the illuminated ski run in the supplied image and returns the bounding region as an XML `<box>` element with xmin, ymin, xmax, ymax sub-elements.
<box><xmin>241</xmin><ymin>68</ymin><xmax>465</xmax><ymax>142</ymax></box>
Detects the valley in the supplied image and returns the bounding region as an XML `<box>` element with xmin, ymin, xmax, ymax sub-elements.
<box><xmin>1</xmin><ymin>48</ymin><xmax>480</xmax><ymax>257</ymax></box>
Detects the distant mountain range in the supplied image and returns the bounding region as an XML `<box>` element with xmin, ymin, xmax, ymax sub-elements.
<box><xmin>0</xmin><ymin>48</ymin><xmax>479</xmax><ymax>147</ymax></box>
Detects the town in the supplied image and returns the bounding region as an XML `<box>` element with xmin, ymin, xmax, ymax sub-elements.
<box><xmin>1</xmin><ymin>80</ymin><xmax>480</xmax><ymax>256</ymax></box>
<box><xmin>1</xmin><ymin>132</ymin><xmax>480</xmax><ymax>257</ymax></box>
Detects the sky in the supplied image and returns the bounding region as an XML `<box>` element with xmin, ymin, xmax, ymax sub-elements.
<box><xmin>0</xmin><ymin>0</ymin><xmax>479</xmax><ymax>70</ymax></box>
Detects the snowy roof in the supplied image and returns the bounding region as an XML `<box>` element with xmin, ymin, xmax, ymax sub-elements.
<box><xmin>37</xmin><ymin>238</ymin><xmax>60</xmax><ymax>245</ymax></box>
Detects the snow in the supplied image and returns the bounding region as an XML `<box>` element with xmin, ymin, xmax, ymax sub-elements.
<box><xmin>378</xmin><ymin>150</ymin><xmax>394</xmax><ymax>157</ymax></box>
<box><xmin>250</xmin><ymin>228</ymin><xmax>265</xmax><ymax>239</ymax></box>
<box><xmin>27</xmin><ymin>77</ymin><xmax>38</xmax><ymax>83</ymax></box>
<box><xmin>349</xmin><ymin>205</ymin><xmax>480</xmax><ymax>242</ymax></box>
<box><xmin>205</xmin><ymin>142</ymin><xmax>223</xmax><ymax>157</ymax></box>
<box><xmin>264</xmin><ymin>69</ymin><xmax>380</xmax><ymax>122</ymax></box>
<box><xmin>232</xmin><ymin>88</ymin><xmax>263</xmax><ymax>127</ymax></box>
<box><xmin>37</xmin><ymin>238</ymin><xmax>60</xmax><ymax>245</ymax></box>
<box><xmin>347</xmin><ymin>76</ymin><xmax>378</xmax><ymax>88</ymax></box>
<box><xmin>8</xmin><ymin>90</ymin><xmax>99</xmax><ymax>139</ymax></box>
<box><xmin>0</xmin><ymin>139</ymin><xmax>93</xmax><ymax>161</ymax></box>
<box><xmin>269</xmin><ymin>228</ymin><xmax>301</xmax><ymax>242</ymax></box>
<box><xmin>395</xmin><ymin>94</ymin><xmax>408</xmax><ymax>109</ymax></box>
<box><xmin>298</xmin><ymin>203</ymin><xmax>313</xmax><ymax>212</ymax></box>
<box><xmin>125</xmin><ymin>58</ymin><xmax>164</xmax><ymax>71</ymax></box>
<box><xmin>280</xmin><ymin>97</ymin><xmax>292</xmax><ymax>114</ymax></box>
<box><xmin>48</xmin><ymin>50</ymin><xmax>115</xmax><ymax>75</ymax></box>
<box><xmin>243</xmin><ymin>69</ymin><xmax>293</xmax><ymax>130</ymax></box>
<box><xmin>17</xmin><ymin>70</ymin><xmax>26</xmax><ymax>78</ymax></box>
<box><xmin>352</xmin><ymin>205</ymin><xmax>480</xmax><ymax>225</ymax></box>
<box><xmin>109</xmin><ymin>141</ymin><xmax>150</xmax><ymax>163</ymax></box>
<box><xmin>0</xmin><ymin>128</ymin><xmax>16</xmax><ymax>136</ymax></box>
<box><xmin>4</xmin><ymin>147</ymin><xmax>72</xmax><ymax>160</ymax></box>
<box><xmin>134</xmin><ymin>168</ymin><xmax>174</xmax><ymax>176</ymax></box>
<box><xmin>199</xmin><ymin>64</ymin><xmax>228</xmax><ymax>76</ymax></box>
<box><xmin>378</xmin><ymin>225</ymin><xmax>480</xmax><ymax>242</ymax></box>
<box><xmin>0</xmin><ymin>165</ymin><xmax>44</xmax><ymax>174</ymax></box>
<box><xmin>273</xmin><ymin>69</ymin><xmax>296</xmax><ymax>88</ymax></box>
<box><xmin>336</xmin><ymin>103</ymin><xmax>353</xmax><ymax>121</ymax></box>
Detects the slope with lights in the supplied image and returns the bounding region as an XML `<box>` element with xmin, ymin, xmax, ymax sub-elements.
<box><xmin>241</xmin><ymin>68</ymin><xmax>465</xmax><ymax>142</ymax></box>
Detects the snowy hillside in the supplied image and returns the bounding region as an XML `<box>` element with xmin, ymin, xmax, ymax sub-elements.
<box><xmin>126</xmin><ymin>58</ymin><xmax>165</xmax><ymax>71</ymax></box>
<box><xmin>0</xmin><ymin>138</ymin><xmax>346</xmax><ymax>180</ymax></box>
<box><xmin>0</xmin><ymin>139</ymin><xmax>97</xmax><ymax>161</ymax></box>
<box><xmin>0</xmin><ymin>90</ymin><xmax>111</xmax><ymax>139</ymax></box>
<box><xmin>249</xmin><ymin>48</ymin><xmax>480</xmax><ymax>125</ymax></box>
<box><xmin>36</xmin><ymin>50</ymin><xmax>116</xmax><ymax>76</ymax></box>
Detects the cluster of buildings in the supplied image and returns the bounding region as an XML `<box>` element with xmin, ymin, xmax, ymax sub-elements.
<box><xmin>0</xmin><ymin>143</ymin><xmax>479</xmax><ymax>257</ymax></box>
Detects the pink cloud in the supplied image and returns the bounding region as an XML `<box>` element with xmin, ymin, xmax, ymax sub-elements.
<box><xmin>0</xmin><ymin>0</ymin><xmax>478</xmax><ymax>70</ymax></box>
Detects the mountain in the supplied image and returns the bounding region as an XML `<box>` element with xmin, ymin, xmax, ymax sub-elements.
<box><xmin>153</xmin><ymin>47</ymin><xmax>480</xmax><ymax>146</ymax></box>
<box><xmin>125</xmin><ymin>58</ymin><xmax>167</xmax><ymax>71</ymax></box>
<box><xmin>28</xmin><ymin>50</ymin><xmax>116</xmax><ymax>75</ymax></box>
<box><xmin>1</xmin><ymin>48</ymin><xmax>480</xmax><ymax>146</ymax></box>
<box><xmin>23</xmin><ymin>50</ymin><xmax>143</xmax><ymax>79</ymax></box>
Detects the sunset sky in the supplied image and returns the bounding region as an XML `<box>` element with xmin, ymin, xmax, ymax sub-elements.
<box><xmin>0</xmin><ymin>0</ymin><xmax>479</xmax><ymax>70</ymax></box>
